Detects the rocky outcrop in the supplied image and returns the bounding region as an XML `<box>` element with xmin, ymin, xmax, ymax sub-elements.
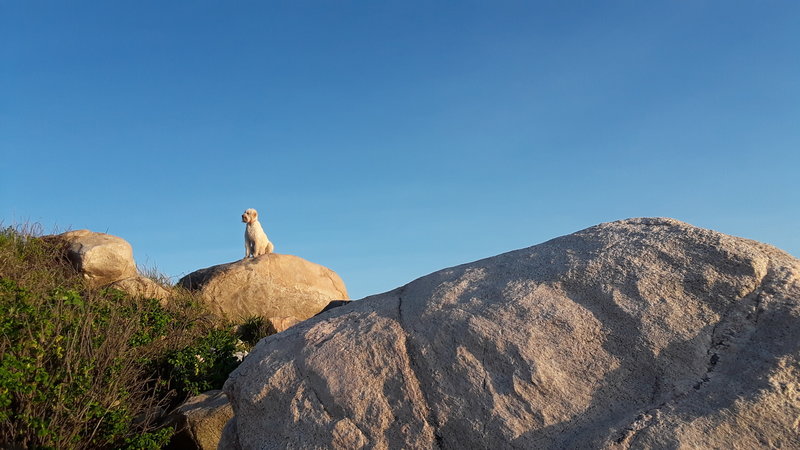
<box><xmin>222</xmin><ymin>218</ymin><xmax>800</xmax><ymax>449</ymax></box>
<box><xmin>54</xmin><ymin>230</ymin><xmax>138</xmax><ymax>287</ymax></box>
<box><xmin>108</xmin><ymin>276</ymin><xmax>171</xmax><ymax>302</ymax></box>
<box><xmin>177</xmin><ymin>254</ymin><xmax>348</xmax><ymax>322</ymax></box>
<box><xmin>164</xmin><ymin>390</ymin><xmax>232</xmax><ymax>450</ymax></box>
<box><xmin>51</xmin><ymin>230</ymin><xmax>173</xmax><ymax>301</ymax></box>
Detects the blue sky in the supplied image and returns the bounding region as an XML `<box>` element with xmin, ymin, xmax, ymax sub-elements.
<box><xmin>2</xmin><ymin>1</ymin><xmax>799</xmax><ymax>300</ymax></box>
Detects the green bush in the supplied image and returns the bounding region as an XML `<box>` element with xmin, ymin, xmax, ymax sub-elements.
<box><xmin>237</xmin><ymin>315</ymin><xmax>273</xmax><ymax>347</ymax></box>
<box><xmin>0</xmin><ymin>226</ymin><xmax>244</xmax><ymax>449</ymax></box>
<box><xmin>0</xmin><ymin>279</ymin><xmax>173</xmax><ymax>449</ymax></box>
<box><xmin>158</xmin><ymin>328</ymin><xmax>241</xmax><ymax>398</ymax></box>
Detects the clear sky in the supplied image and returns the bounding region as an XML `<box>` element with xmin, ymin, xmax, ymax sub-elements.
<box><xmin>2</xmin><ymin>2</ymin><xmax>799</xmax><ymax>300</ymax></box>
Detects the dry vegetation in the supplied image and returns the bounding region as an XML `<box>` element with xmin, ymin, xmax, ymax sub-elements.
<box><xmin>0</xmin><ymin>225</ymin><xmax>265</xmax><ymax>449</ymax></box>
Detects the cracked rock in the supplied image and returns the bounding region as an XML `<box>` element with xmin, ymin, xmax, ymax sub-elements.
<box><xmin>223</xmin><ymin>218</ymin><xmax>800</xmax><ymax>449</ymax></box>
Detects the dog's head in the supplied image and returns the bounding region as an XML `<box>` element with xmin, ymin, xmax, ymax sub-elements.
<box><xmin>242</xmin><ymin>208</ymin><xmax>258</xmax><ymax>224</ymax></box>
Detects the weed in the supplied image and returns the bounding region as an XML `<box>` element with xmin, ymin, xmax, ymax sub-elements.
<box><xmin>0</xmin><ymin>225</ymin><xmax>244</xmax><ymax>449</ymax></box>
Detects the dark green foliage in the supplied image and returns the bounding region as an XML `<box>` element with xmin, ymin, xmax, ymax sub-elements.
<box><xmin>0</xmin><ymin>225</ymin><xmax>245</xmax><ymax>449</ymax></box>
<box><xmin>0</xmin><ymin>278</ymin><xmax>174</xmax><ymax>449</ymax></box>
<box><xmin>159</xmin><ymin>329</ymin><xmax>241</xmax><ymax>398</ymax></box>
<box><xmin>127</xmin><ymin>296</ymin><xmax>175</xmax><ymax>348</ymax></box>
<box><xmin>237</xmin><ymin>315</ymin><xmax>273</xmax><ymax>347</ymax></box>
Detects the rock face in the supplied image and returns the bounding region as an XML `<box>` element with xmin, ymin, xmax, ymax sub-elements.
<box><xmin>164</xmin><ymin>390</ymin><xmax>233</xmax><ymax>450</ymax></box>
<box><xmin>316</xmin><ymin>299</ymin><xmax>351</xmax><ymax>316</ymax></box>
<box><xmin>178</xmin><ymin>254</ymin><xmax>348</xmax><ymax>322</ymax></box>
<box><xmin>222</xmin><ymin>218</ymin><xmax>800</xmax><ymax>449</ymax></box>
<box><xmin>55</xmin><ymin>230</ymin><xmax>138</xmax><ymax>287</ymax></box>
<box><xmin>108</xmin><ymin>276</ymin><xmax>172</xmax><ymax>302</ymax></box>
<box><xmin>266</xmin><ymin>316</ymin><xmax>301</xmax><ymax>334</ymax></box>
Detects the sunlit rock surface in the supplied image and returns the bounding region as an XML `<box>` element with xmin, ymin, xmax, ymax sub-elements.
<box><xmin>223</xmin><ymin>218</ymin><xmax>800</xmax><ymax>449</ymax></box>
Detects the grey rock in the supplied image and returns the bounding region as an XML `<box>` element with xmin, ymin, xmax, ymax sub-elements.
<box><xmin>316</xmin><ymin>300</ymin><xmax>351</xmax><ymax>316</ymax></box>
<box><xmin>218</xmin><ymin>417</ymin><xmax>240</xmax><ymax>450</ymax></box>
<box><xmin>223</xmin><ymin>218</ymin><xmax>800</xmax><ymax>449</ymax></box>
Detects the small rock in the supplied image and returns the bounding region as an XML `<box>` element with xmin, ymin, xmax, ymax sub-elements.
<box><xmin>108</xmin><ymin>276</ymin><xmax>171</xmax><ymax>303</ymax></box>
<box><xmin>164</xmin><ymin>390</ymin><xmax>232</xmax><ymax>450</ymax></box>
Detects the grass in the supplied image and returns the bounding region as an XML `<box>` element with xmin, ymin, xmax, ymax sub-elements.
<box><xmin>0</xmin><ymin>224</ymin><xmax>259</xmax><ymax>449</ymax></box>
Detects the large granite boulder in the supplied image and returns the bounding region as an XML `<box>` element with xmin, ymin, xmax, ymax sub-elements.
<box><xmin>222</xmin><ymin>218</ymin><xmax>800</xmax><ymax>449</ymax></box>
<box><xmin>54</xmin><ymin>230</ymin><xmax>138</xmax><ymax>287</ymax></box>
<box><xmin>178</xmin><ymin>254</ymin><xmax>348</xmax><ymax>322</ymax></box>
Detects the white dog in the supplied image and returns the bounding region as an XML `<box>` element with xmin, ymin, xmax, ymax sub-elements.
<box><xmin>242</xmin><ymin>208</ymin><xmax>274</xmax><ymax>258</ymax></box>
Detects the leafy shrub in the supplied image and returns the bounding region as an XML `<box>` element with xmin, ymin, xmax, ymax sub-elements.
<box><xmin>0</xmin><ymin>225</ymin><xmax>243</xmax><ymax>449</ymax></box>
<box><xmin>157</xmin><ymin>329</ymin><xmax>241</xmax><ymax>398</ymax></box>
<box><xmin>237</xmin><ymin>315</ymin><xmax>273</xmax><ymax>347</ymax></box>
<box><xmin>0</xmin><ymin>278</ymin><xmax>173</xmax><ymax>449</ymax></box>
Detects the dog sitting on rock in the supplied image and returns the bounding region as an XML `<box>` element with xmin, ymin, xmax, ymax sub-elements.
<box><xmin>241</xmin><ymin>208</ymin><xmax>274</xmax><ymax>258</ymax></box>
